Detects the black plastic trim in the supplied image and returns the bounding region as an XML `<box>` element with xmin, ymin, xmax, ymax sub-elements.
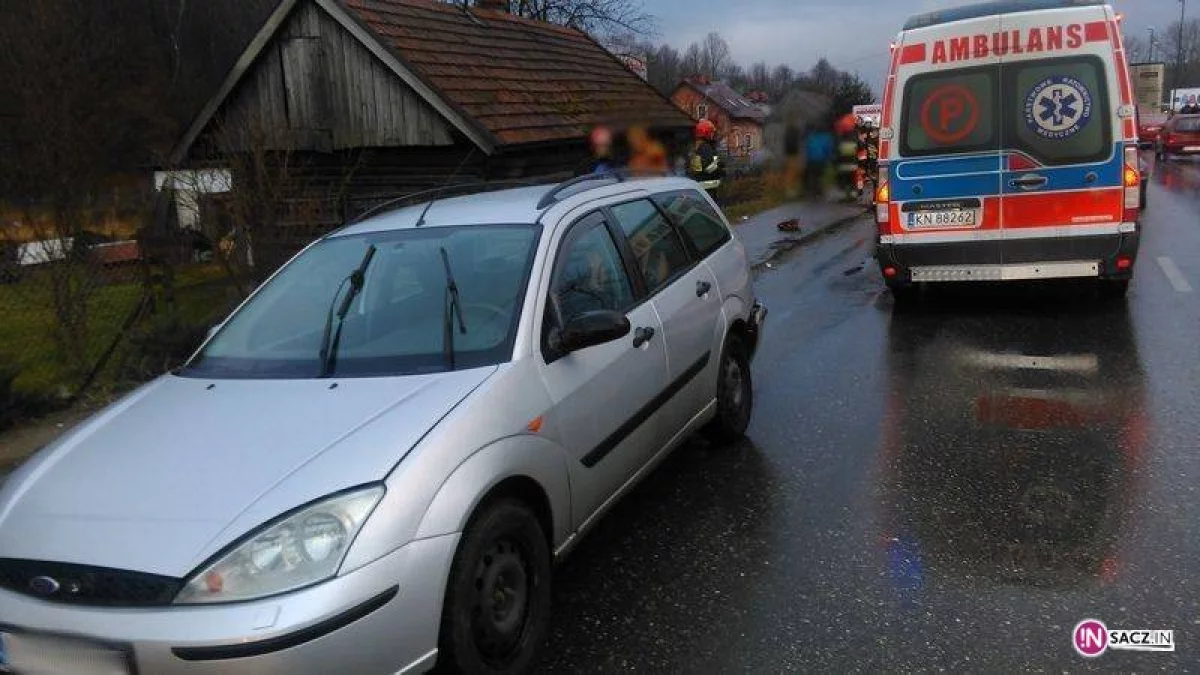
<box><xmin>582</xmin><ymin>351</ymin><xmax>711</xmax><ymax>468</ymax></box>
<box><xmin>171</xmin><ymin>586</ymin><xmax>398</xmax><ymax>661</ymax></box>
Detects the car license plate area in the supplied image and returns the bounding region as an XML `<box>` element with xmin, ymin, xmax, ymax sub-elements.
<box><xmin>901</xmin><ymin>199</ymin><xmax>982</xmax><ymax>230</ymax></box>
<box><xmin>1184</xmin><ymin>145</ymin><xmax>1200</xmax><ymax>152</ymax></box>
<box><xmin>1</xmin><ymin>630</ymin><xmax>131</xmax><ymax>675</ymax></box>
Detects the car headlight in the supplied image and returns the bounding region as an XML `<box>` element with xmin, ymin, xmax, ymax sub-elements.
<box><xmin>175</xmin><ymin>486</ymin><xmax>384</xmax><ymax>604</ymax></box>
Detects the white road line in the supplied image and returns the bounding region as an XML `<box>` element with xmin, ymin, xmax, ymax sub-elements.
<box><xmin>1157</xmin><ymin>257</ymin><xmax>1194</xmax><ymax>293</ymax></box>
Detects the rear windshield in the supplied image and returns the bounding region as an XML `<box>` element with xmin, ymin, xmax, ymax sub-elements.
<box><xmin>899</xmin><ymin>56</ymin><xmax>1112</xmax><ymax>166</ymax></box>
<box><xmin>1175</xmin><ymin>117</ymin><xmax>1200</xmax><ymax>132</ymax></box>
<box><xmin>900</xmin><ymin>66</ymin><xmax>998</xmax><ymax>156</ymax></box>
<box><xmin>1010</xmin><ymin>56</ymin><xmax>1111</xmax><ymax>165</ymax></box>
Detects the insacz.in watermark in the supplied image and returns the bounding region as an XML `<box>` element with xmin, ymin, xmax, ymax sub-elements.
<box><xmin>1073</xmin><ymin>619</ymin><xmax>1175</xmax><ymax>658</ymax></box>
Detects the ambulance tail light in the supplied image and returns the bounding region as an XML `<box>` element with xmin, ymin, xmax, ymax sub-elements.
<box><xmin>1123</xmin><ymin>144</ymin><xmax>1140</xmax><ymax>222</ymax></box>
<box><xmin>875</xmin><ymin>164</ymin><xmax>890</xmax><ymax>229</ymax></box>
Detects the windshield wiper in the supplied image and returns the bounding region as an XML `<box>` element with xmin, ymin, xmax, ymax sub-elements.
<box><xmin>440</xmin><ymin>246</ymin><xmax>468</xmax><ymax>370</ymax></box>
<box><xmin>318</xmin><ymin>244</ymin><xmax>377</xmax><ymax>377</ymax></box>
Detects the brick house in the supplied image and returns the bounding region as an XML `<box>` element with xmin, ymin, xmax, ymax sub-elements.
<box><xmin>670</xmin><ymin>76</ymin><xmax>766</xmax><ymax>157</ymax></box>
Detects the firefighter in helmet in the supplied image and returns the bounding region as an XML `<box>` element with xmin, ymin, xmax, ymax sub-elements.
<box><xmin>689</xmin><ymin>119</ymin><xmax>724</xmax><ymax>189</ymax></box>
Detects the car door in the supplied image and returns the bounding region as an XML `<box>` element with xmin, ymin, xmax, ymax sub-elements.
<box><xmin>609</xmin><ymin>198</ymin><xmax>722</xmax><ymax>443</ymax></box>
<box><xmin>537</xmin><ymin>211</ymin><xmax>669</xmax><ymax>525</ymax></box>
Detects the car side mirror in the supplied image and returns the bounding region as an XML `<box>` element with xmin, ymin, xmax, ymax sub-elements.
<box><xmin>558</xmin><ymin>310</ymin><xmax>631</xmax><ymax>354</ymax></box>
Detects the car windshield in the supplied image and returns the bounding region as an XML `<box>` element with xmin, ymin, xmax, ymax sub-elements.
<box><xmin>183</xmin><ymin>224</ymin><xmax>539</xmax><ymax>379</ymax></box>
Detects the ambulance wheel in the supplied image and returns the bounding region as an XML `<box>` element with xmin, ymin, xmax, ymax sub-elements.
<box><xmin>1100</xmin><ymin>279</ymin><xmax>1130</xmax><ymax>299</ymax></box>
<box><xmin>887</xmin><ymin>281</ymin><xmax>917</xmax><ymax>306</ymax></box>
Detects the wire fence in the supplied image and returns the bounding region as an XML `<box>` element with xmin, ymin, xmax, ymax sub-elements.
<box><xmin>0</xmin><ymin>203</ymin><xmax>246</xmax><ymax>431</ymax></box>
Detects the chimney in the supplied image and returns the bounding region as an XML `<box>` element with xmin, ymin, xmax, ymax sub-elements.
<box><xmin>476</xmin><ymin>0</ymin><xmax>507</xmax><ymax>11</ymax></box>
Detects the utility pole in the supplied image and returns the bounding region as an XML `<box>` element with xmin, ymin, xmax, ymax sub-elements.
<box><xmin>1178</xmin><ymin>0</ymin><xmax>1188</xmax><ymax>98</ymax></box>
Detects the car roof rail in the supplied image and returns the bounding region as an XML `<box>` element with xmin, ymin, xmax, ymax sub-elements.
<box><xmin>535</xmin><ymin>170</ymin><xmax>679</xmax><ymax>211</ymax></box>
<box><xmin>349</xmin><ymin>179</ymin><xmax>545</xmax><ymax>225</ymax></box>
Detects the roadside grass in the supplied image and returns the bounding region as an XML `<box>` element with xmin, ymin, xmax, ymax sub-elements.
<box><xmin>722</xmin><ymin>172</ymin><xmax>793</xmax><ymax>222</ymax></box>
<box><xmin>0</xmin><ymin>263</ymin><xmax>238</xmax><ymax>406</ymax></box>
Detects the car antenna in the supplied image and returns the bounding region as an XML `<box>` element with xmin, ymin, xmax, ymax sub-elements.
<box><xmin>415</xmin><ymin>148</ymin><xmax>477</xmax><ymax>227</ymax></box>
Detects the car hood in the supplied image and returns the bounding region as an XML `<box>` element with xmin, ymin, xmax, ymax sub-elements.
<box><xmin>0</xmin><ymin>368</ymin><xmax>495</xmax><ymax>577</ymax></box>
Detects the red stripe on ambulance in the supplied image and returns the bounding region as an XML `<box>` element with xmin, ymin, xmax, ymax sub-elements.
<box><xmin>924</xmin><ymin>22</ymin><xmax>1111</xmax><ymax>65</ymax></box>
<box><xmin>899</xmin><ymin>43</ymin><xmax>927</xmax><ymax>65</ymax></box>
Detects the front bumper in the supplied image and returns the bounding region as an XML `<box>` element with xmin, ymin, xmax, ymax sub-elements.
<box><xmin>746</xmin><ymin>302</ymin><xmax>767</xmax><ymax>359</ymax></box>
<box><xmin>0</xmin><ymin>533</ymin><xmax>459</xmax><ymax>674</ymax></box>
<box><xmin>876</xmin><ymin>230</ymin><xmax>1140</xmax><ymax>284</ymax></box>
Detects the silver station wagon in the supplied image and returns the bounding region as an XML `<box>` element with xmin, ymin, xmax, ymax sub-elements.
<box><xmin>0</xmin><ymin>175</ymin><xmax>765</xmax><ymax>674</ymax></box>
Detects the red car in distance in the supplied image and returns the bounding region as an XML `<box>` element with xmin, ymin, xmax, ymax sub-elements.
<box><xmin>1137</xmin><ymin>110</ymin><xmax>1170</xmax><ymax>149</ymax></box>
<box><xmin>1156</xmin><ymin>114</ymin><xmax>1200</xmax><ymax>159</ymax></box>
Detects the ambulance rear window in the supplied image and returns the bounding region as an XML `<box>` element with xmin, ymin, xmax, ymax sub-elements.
<box><xmin>900</xmin><ymin>67</ymin><xmax>998</xmax><ymax>156</ymax></box>
<box><xmin>1008</xmin><ymin>56</ymin><xmax>1111</xmax><ymax>166</ymax></box>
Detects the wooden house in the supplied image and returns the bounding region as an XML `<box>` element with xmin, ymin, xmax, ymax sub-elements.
<box><xmin>172</xmin><ymin>0</ymin><xmax>693</xmax><ymax>270</ymax></box>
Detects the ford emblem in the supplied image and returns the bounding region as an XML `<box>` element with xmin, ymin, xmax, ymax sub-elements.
<box><xmin>29</xmin><ymin>576</ymin><xmax>60</xmax><ymax>595</ymax></box>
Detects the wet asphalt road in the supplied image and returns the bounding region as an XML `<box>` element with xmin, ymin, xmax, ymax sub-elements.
<box><xmin>540</xmin><ymin>155</ymin><xmax>1200</xmax><ymax>672</ymax></box>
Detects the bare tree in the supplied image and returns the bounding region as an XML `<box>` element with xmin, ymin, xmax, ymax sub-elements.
<box><xmin>769</xmin><ymin>64</ymin><xmax>796</xmax><ymax>100</ymax></box>
<box><xmin>698</xmin><ymin>32</ymin><xmax>734</xmax><ymax>80</ymax></box>
<box><xmin>468</xmin><ymin>0</ymin><xmax>656</xmax><ymax>37</ymax></box>
<box><xmin>747</xmin><ymin>61</ymin><xmax>772</xmax><ymax>93</ymax></box>
<box><xmin>647</xmin><ymin>43</ymin><xmax>683</xmax><ymax>96</ymax></box>
<box><xmin>681</xmin><ymin>42</ymin><xmax>704</xmax><ymax>77</ymax></box>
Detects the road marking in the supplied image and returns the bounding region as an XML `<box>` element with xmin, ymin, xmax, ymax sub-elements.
<box><xmin>1157</xmin><ymin>256</ymin><xmax>1194</xmax><ymax>293</ymax></box>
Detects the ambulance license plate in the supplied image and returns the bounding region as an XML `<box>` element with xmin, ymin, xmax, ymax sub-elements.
<box><xmin>0</xmin><ymin>630</ymin><xmax>131</xmax><ymax>675</ymax></box>
<box><xmin>907</xmin><ymin>209</ymin><xmax>976</xmax><ymax>228</ymax></box>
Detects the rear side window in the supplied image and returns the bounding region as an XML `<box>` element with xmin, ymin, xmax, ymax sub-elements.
<box><xmin>654</xmin><ymin>190</ymin><xmax>731</xmax><ymax>257</ymax></box>
<box><xmin>1009</xmin><ymin>56</ymin><xmax>1110</xmax><ymax>166</ymax></box>
<box><xmin>900</xmin><ymin>66</ymin><xmax>998</xmax><ymax>156</ymax></box>
<box><xmin>610</xmin><ymin>200</ymin><xmax>692</xmax><ymax>294</ymax></box>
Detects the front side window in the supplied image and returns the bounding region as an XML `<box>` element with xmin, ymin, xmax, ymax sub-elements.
<box><xmin>549</xmin><ymin>216</ymin><xmax>635</xmax><ymax>324</ymax></box>
<box><xmin>610</xmin><ymin>199</ymin><xmax>692</xmax><ymax>293</ymax></box>
<box><xmin>185</xmin><ymin>224</ymin><xmax>538</xmax><ymax>379</ymax></box>
<box><xmin>654</xmin><ymin>190</ymin><xmax>731</xmax><ymax>257</ymax></box>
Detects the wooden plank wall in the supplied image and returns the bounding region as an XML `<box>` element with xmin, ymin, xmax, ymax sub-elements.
<box><xmin>212</xmin><ymin>1</ymin><xmax>456</xmax><ymax>153</ymax></box>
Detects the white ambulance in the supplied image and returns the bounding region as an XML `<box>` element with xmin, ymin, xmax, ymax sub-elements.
<box><xmin>875</xmin><ymin>0</ymin><xmax>1141</xmax><ymax>299</ymax></box>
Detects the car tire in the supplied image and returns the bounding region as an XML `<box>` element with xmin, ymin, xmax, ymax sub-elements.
<box><xmin>438</xmin><ymin>499</ymin><xmax>551</xmax><ymax>675</ymax></box>
<box><xmin>886</xmin><ymin>281</ymin><xmax>918</xmax><ymax>307</ymax></box>
<box><xmin>705</xmin><ymin>337</ymin><xmax>753</xmax><ymax>442</ymax></box>
<box><xmin>1100</xmin><ymin>278</ymin><xmax>1130</xmax><ymax>299</ymax></box>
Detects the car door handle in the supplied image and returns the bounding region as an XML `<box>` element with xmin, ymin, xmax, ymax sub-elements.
<box><xmin>1009</xmin><ymin>175</ymin><xmax>1049</xmax><ymax>190</ymax></box>
<box><xmin>633</xmin><ymin>326</ymin><xmax>656</xmax><ymax>348</ymax></box>
<box><xmin>696</xmin><ymin>280</ymin><xmax>712</xmax><ymax>297</ymax></box>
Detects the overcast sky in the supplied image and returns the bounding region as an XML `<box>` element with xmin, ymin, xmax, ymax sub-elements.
<box><xmin>652</xmin><ymin>0</ymin><xmax>1187</xmax><ymax>93</ymax></box>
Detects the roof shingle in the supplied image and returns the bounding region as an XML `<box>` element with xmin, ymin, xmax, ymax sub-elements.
<box><xmin>341</xmin><ymin>0</ymin><xmax>693</xmax><ymax>146</ymax></box>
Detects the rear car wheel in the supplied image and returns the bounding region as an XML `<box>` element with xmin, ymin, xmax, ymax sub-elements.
<box><xmin>706</xmin><ymin>337</ymin><xmax>753</xmax><ymax>441</ymax></box>
<box><xmin>438</xmin><ymin>499</ymin><xmax>551</xmax><ymax>674</ymax></box>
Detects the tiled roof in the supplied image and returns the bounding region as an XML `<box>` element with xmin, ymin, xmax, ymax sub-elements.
<box><xmin>341</xmin><ymin>0</ymin><xmax>693</xmax><ymax>146</ymax></box>
<box><xmin>683</xmin><ymin>79</ymin><xmax>767</xmax><ymax>123</ymax></box>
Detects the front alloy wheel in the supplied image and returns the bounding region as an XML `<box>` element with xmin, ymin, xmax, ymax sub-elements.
<box><xmin>439</xmin><ymin>499</ymin><xmax>550</xmax><ymax>674</ymax></box>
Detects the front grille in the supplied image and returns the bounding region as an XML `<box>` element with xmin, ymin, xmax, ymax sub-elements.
<box><xmin>0</xmin><ymin>558</ymin><xmax>183</xmax><ymax>607</ymax></box>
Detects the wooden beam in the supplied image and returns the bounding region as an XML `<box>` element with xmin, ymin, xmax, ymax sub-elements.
<box><xmin>169</xmin><ymin>0</ymin><xmax>302</xmax><ymax>164</ymax></box>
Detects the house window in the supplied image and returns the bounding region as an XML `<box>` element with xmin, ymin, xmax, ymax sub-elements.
<box><xmin>696</xmin><ymin>103</ymin><xmax>708</xmax><ymax>120</ymax></box>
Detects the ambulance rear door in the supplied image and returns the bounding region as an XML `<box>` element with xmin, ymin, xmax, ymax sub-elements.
<box><xmin>998</xmin><ymin>6</ymin><xmax>1126</xmax><ymax>268</ymax></box>
<box><xmin>892</xmin><ymin>13</ymin><xmax>1004</xmax><ymax>272</ymax></box>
